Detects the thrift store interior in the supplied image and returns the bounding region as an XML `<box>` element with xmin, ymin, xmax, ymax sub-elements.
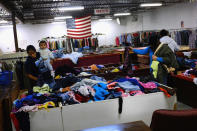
<box><xmin>0</xmin><ymin>0</ymin><xmax>197</xmax><ymax>131</ymax></box>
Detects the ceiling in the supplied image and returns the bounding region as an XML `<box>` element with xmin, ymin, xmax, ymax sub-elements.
<box><xmin>0</xmin><ymin>0</ymin><xmax>193</xmax><ymax>24</ymax></box>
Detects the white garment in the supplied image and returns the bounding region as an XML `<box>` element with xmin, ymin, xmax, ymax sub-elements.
<box><xmin>193</xmin><ymin>78</ymin><xmax>197</xmax><ymax>85</ymax></box>
<box><xmin>61</xmin><ymin>52</ymin><xmax>83</xmax><ymax>64</ymax></box>
<box><xmin>160</xmin><ymin>36</ymin><xmax>180</xmax><ymax>52</ymax></box>
<box><xmin>183</xmin><ymin>51</ymin><xmax>192</xmax><ymax>58</ymax></box>
<box><xmin>39</xmin><ymin>48</ymin><xmax>54</xmax><ymax>59</ymax></box>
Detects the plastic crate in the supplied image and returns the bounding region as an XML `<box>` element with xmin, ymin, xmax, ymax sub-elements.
<box><xmin>0</xmin><ymin>71</ymin><xmax>13</xmax><ymax>86</ymax></box>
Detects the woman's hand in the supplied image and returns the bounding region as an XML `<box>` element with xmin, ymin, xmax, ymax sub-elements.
<box><xmin>129</xmin><ymin>47</ymin><xmax>133</xmax><ymax>51</ymax></box>
<box><xmin>152</xmin><ymin>55</ymin><xmax>157</xmax><ymax>61</ymax></box>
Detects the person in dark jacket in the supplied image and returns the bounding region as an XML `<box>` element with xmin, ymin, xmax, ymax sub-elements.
<box><xmin>25</xmin><ymin>45</ymin><xmax>40</xmax><ymax>93</ymax></box>
<box><xmin>130</xmin><ymin>34</ymin><xmax>178</xmax><ymax>85</ymax></box>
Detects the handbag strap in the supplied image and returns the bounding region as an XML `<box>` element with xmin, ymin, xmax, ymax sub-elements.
<box><xmin>154</xmin><ymin>43</ymin><xmax>164</xmax><ymax>55</ymax></box>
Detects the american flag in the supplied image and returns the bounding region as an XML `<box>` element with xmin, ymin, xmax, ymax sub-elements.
<box><xmin>66</xmin><ymin>15</ymin><xmax>92</xmax><ymax>39</ymax></box>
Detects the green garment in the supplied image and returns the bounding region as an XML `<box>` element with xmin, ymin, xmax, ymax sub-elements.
<box><xmin>33</xmin><ymin>84</ymin><xmax>52</xmax><ymax>94</ymax></box>
<box><xmin>155</xmin><ymin>44</ymin><xmax>179</xmax><ymax>84</ymax></box>
<box><xmin>151</xmin><ymin>61</ymin><xmax>159</xmax><ymax>78</ymax></box>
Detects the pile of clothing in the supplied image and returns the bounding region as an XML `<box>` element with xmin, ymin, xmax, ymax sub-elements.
<box><xmin>11</xmin><ymin>64</ymin><xmax>175</xmax><ymax>131</ymax></box>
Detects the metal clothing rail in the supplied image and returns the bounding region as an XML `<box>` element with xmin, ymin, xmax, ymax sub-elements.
<box><xmin>0</xmin><ymin>56</ymin><xmax>27</xmax><ymax>61</ymax></box>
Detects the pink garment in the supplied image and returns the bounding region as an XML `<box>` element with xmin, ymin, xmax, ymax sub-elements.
<box><xmin>17</xmin><ymin>105</ymin><xmax>38</xmax><ymax>112</ymax></box>
<box><xmin>115</xmin><ymin>37</ymin><xmax>120</xmax><ymax>46</ymax></box>
<box><xmin>129</xmin><ymin>90</ymin><xmax>144</xmax><ymax>96</ymax></box>
<box><xmin>47</xmin><ymin>41</ymin><xmax>50</xmax><ymax>49</ymax></box>
<box><xmin>122</xmin><ymin>93</ymin><xmax>130</xmax><ymax>97</ymax></box>
<box><xmin>139</xmin><ymin>81</ymin><xmax>157</xmax><ymax>89</ymax></box>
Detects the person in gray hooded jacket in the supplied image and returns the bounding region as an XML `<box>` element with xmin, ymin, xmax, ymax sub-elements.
<box><xmin>159</xmin><ymin>29</ymin><xmax>180</xmax><ymax>52</ymax></box>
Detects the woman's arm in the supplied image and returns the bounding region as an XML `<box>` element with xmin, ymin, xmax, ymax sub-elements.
<box><xmin>27</xmin><ymin>74</ymin><xmax>38</xmax><ymax>81</ymax></box>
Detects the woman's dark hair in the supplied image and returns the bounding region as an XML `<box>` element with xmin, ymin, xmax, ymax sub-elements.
<box><xmin>159</xmin><ymin>29</ymin><xmax>169</xmax><ymax>37</ymax></box>
<box><xmin>149</xmin><ymin>34</ymin><xmax>160</xmax><ymax>52</ymax></box>
<box><xmin>26</xmin><ymin>45</ymin><xmax>36</xmax><ymax>53</ymax></box>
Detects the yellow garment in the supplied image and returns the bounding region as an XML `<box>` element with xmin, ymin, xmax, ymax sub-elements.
<box><xmin>90</xmin><ymin>64</ymin><xmax>99</xmax><ymax>71</ymax></box>
<box><xmin>151</xmin><ymin>61</ymin><xmax>159</xmax><ymax>78</ymax></box>
<box><xmin>33</xmin><ymin>84</ymin><xmax>52</xmax><ymax>94</ymax></box>
<box><xmin>38</xmin><ymin>101</ymin><xmax>55</xmax><ymax>110</ymax></box>
<box><xmin>111</xmin><ymin>68</ymin><xmax>120</xmax><ymax>73</ymax></box>
<box><xmin>55</xmin><ymin>75</ymin><xmax>61</xmax><ymax>79</ymax></box>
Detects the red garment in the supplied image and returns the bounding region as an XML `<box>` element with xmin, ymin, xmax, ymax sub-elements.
<box><xmin>10</xmin><ymin>113</ymin><xmax>20</xmax><ymax>131</ymax></box>
<box><xmin>115</xmin><ymin>88</ymin><xmax>125</xmax><ymax>93</ymax></box>
<box><xmin>158</xmin><ymin>87</ymin><xmax>171</xmax><ymax>97</ymax></box>
<box><xmin>75</xmin><ymin>94</ymin><xmax>90</xmax><ymax>102</ymax></box>
<box><xmin>115</xmin><ymin>37</ymin><xmax>120</xmax><ymax>46</ymax></box>
<box><xmin>133</xmin><ymin>33</ymin><xmax>139</xmax><ymax>37</ymax></box>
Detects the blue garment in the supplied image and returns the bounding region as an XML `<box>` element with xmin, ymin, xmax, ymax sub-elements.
<box><xmin>90</xmin><ymin>76</ymin><xmax>106</xmax><ymax>82</ymax></box>
<box><xmin>133</xmin><ymin>46</ymin><xmax>163</xmax><ymax>65</ymax></box>
<box><xmin>92</xmin><ymin>83</ymin><xmax>109</xmax><ymax>101</ymax></box>
<box><xmin>58</xmin><ymin>92</ymin><xmax>79</xmax><ymax>104</ymax></box>
<box><xmin>127</xmin><ymin>34</ymin><xmax>132</xmax><ymax>44</ymax></box>
<box><xmin>119</xmin><ymin>36</ymin><xmax>122</xmax><ymax>45</ymax></box>
<box><xmin>185</xmin><ymin>59</ymin><xmax>197</xmax><ymax>68</ymax></box>
<box><xmin>35</xmin><ymin>58</ymin><xmax>50</xmax><ymax>73</ymax></box>
<box><xmin>97</xmin><ymin>65</ymin><xmax>105</xmax><ymax>69</ymax></box>
<box><xmin>53</xmin><ymin>49</ymin><xmax>64</xmax><ymax>58</ymax></box>
<box><xmin>117</xmin><ymin>81</ymin><xmax>140</xmax><ymax>91</ymax></box>
<box><xmin>74</xmin><ymin>40</ymin><xmax>78</xmax><ymax>48</ymax></box>
<box><xmin>115</xmin><ymin>78</ymin><xmax>144</xmax><ymax>91</ymax></box>
<box><xmin>105</xmin><ymin>91</ymin><xmax>122</xmax><ymax>99</ymax></box>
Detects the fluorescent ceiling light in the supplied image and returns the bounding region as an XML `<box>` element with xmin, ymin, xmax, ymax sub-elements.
<box><xmin>0</xmin><ymin>20</ymin><xmax>8</xmax><ymax>24</ymax></box>
<box><xmin>140</xmin><ymin>3</ymin><xmax>162</xmax><ymax>7</ymax></box>
<box><xmin>52</xmin><ymin>22</ymin><xmax>66</xmax><ymax>24</ymax></box>
<box><xmin>54</xmin><ymin>16</ymin><xmax>72</xmax><ymax>20</ymax></box>
<box><xmin>114</xmin><ymin>13</ymin><xmax>131</xmax><ymax>16</ymax></box>
<box><xmin>99</xmin><ymin>18</ymin><xmax>112</xmax><ymax>22</ymax></box>
<box><xmin>58</xmin><ymin>6</ymin><xmax>84</xmax><ymax>11</ymax></box>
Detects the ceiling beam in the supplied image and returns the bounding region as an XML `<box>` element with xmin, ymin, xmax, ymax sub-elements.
<box><xmin>0</xmin><ymin>1</ymin><xmax>24</xmax><ymax>23</ymax></box>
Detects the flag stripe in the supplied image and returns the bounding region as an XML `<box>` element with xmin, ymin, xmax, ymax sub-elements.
<box><xmin>67</xmin><ymin>26</ymin><xmax>91</xmax><ymax>32</ymax></box>
<box><xmin>75</xmin><ymin>16</ymin><xmax>91</xmax><ymax>21</ymax></box>
<box><xmin>67</xmin><ymin>28</ymin><xmax>91</xmax><ymax>33</ymax></box>
<box><xmin>72</xmin><ymin>25</ymin><xmax>91</xmax><ymax>30</ymax></box>
<box><xmin>67</xmin><ymin>31</ymin><xmax>91</xmax><ymax>36</ymax></box>
<box><xmin>68</xmin><ymin>34</ymin><xmax>92</xmax><ymax>39</ymax></box>
<box><xmin>75</xmin><ymin>19</ymin><xmax>91</xmax><ymax>25</ymax></box>
<box><xmin>68</xmin><ymin>35</ymin><xmax>92</xmax><ymax>39</ymax></box>
<box><xmin>75</xmin><ymin>23</ymin><xmax>91</xmax><ymax>29</ymax></box>
<box><xmin>75</xmin><ymin>21</ymin><xmax>91</xmax><ymax>27</ymax></box>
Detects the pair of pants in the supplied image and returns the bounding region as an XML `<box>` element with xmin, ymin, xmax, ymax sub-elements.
<box><xmin>43</xmin><ymin>59</ymin><xmax>53</xmax><ymax>71</ymax></box>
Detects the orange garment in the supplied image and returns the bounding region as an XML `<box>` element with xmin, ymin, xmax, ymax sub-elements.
<box><xmin>90</xmin><ymin>64</ymin><xmax>99</xmax><ymax>71</ymax></box>
<box><xmin>61</xmin><ymin>87</ymin><xmax>71</xmax><ymax>93</ymax></box>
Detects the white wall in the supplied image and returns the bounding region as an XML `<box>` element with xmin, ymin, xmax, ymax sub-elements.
<box><xmin>92</xmin><ymin>20</ymin><xmax>127</xmax><ymax>46</ymax></box>
<box><xmin>125</xmin><ymin>2</ymin><xmax>197</xmax><ymax>32</ymax></box>
<box><xmin>0</xmin><ymin>2</ymin><xmax>197</xmax><ymax>53</ymax></box>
